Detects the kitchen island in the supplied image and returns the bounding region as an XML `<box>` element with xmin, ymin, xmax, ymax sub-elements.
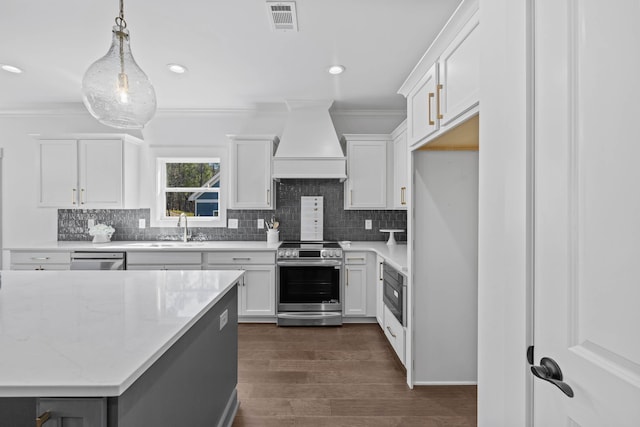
<box><xmin>0</xmin><ymin>269</ymin><xmax>243</xmax><ymax>426</ymax></box>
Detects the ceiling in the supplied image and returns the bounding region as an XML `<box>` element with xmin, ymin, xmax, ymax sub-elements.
<box><xmin>0</xmin><ymin>0</ymin><xmax>461</xmax><ymax>112</ymax></box>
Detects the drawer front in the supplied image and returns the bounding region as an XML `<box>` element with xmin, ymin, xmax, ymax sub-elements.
<box><xmin>11</xmin><ymin>251</ymin><xmax>70</xmax><ymax>265</ymax></box>
<box><xmin>344</xmin><ymin>252</ymin><xmax>368</xmax><ymax>265</ymax></box>
<box><xmin>206</xmin><ymin>251</ymin><xmax>275</xmax><ymax>265</ymax></box>
<box><xmin>11</xmin><ymin>264</ymin><xmax>71</xmax><ymax>271</ymax></box>
<box><xmin>383</xmin><ymin>305</ymin><xmax>405</xmax><ymax>365</ymax></box>
<box><xmin>127</xmin><ymin>251</ymin><xmax>202</xmax><ymax>265</ymax></box>
<box><xmin>127</xmin><ymin>264</ymin><xmax>202</xmax><ymax>271</ymax></box>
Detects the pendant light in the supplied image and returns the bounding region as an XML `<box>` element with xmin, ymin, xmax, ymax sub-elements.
<box><xmin>82</xmin><ymin>0</ymin><xmax>156</xmax><ymax>129</ymax></box>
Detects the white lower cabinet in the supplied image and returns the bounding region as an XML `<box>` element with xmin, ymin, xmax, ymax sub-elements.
<box><xmin>205</xmin><ymin>251</ymin><xmax>276</xmax><ymax>319</ymax></box>
<box><xmin>10</xmin><ymin>251</ymin><xmax>71</xmax><ymax>271</ymax></box>
<box><xmin>206</xmin><ymin>265</ymin><xmax>275</xmax><ymax>318</ymax></box>
<box><xmin>376</xmin><ymin>255</ymin><xmax>385</xmax><ymax>326</ymax></box>
<box><xmin>344</xmin><ymin>264</ymin><xmax>367</xmax><ymax>316</ymax></box>
<box><xmin>383</xmin><ymin>305</ymin><xmax>405</xmax><ymax>364</ymax></box>
<box><xmin>344</xmin><ymin>251</ymin><xmax>378</xmax><ymax>318</ymax></box>
<box><xmin>126</xmin><ymin>251</ymin><xmax>203</xmax><ymax>270</ymax></box>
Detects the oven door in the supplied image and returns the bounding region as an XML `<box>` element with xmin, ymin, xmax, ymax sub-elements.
<box><xmin>383</xmin><ymin>268</ymin><xmax>405</xmax><ymax>326</ymax></box>
<box><xmin>277</xmin><ymin>260</ymin><xmax>342</xmax><ymax>312</ymax></box>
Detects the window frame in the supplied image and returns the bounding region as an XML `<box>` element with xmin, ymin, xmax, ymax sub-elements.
<box><xmin>155</xmin><ymin>157</ymin><xmax>227</xmax><ymax>228</ymax></box>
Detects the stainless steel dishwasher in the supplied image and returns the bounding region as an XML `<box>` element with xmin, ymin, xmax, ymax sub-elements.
<box><xmin>70</xmin><ymin>252</ymin><xmax>126</xmax><ymax>270</ymax></box>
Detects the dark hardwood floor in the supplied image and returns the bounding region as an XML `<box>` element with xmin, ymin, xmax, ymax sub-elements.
<box><xmin>232</xmin><ymin>323</ymin><xmax>477</xmax><ymax>426</ymax></box>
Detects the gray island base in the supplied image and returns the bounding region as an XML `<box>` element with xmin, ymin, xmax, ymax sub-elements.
<box><xmin>0</xmin><ymin>271</ymin><xmax>242</xmax><ymax>427</ymax></box>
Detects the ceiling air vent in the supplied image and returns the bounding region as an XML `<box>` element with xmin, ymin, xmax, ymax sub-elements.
<box><xmin>266</xmin><ymin>1</ymin><xmax>298</xmax><ymax>32</ymax></box>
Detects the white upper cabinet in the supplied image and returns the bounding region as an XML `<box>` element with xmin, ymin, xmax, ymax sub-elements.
<box><xmin>39</xmin><ymin>140</ymin><xmax>78</xmax><ymax>207</ymax></box>
<box><xmin>392</xmin><ymin>120</ymin><xmax>408</xmax><ymax>210</ymax></box>
<box><xmin>38</xmin><ymin>135</ymin><xmax>141</xmax><ymax>208</ymax></box>
<box><xmin>438</xmin><ymin>12</ymin><xmax>479</xmax><ymax>128</ymax></box>
<box><xmin>399</xmin><ymin>4</ymin><xmax>479</xmax><ymax>148</ymax></box>
<box><xmin>228</xmin><ymin>135</ymin><xmax>277</xmax><ymax>210</ymax></box>
<box><xmin>344</xmin><ymin>135</ymin><xmax>390</xmax><ymax>209</ymax></box>
<box><xmin>407</xmin><ymin>64</ymin><xmax>439</xmax><ymax>145</ymax></box>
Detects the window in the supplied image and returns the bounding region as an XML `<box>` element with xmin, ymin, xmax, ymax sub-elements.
<box><xmin>157</xmin><ymin>158</ymin><xmax>224</xmax><ymax>225</ymax></box>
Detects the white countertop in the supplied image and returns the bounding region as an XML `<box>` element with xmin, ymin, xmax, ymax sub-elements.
<box><xmin>6</xmin><ymin>241</ymin><xmax>280</xmax><ymax>252</ymax></box>
<box><xmin>341</xmin><ymin>241</ymin><xmax>408</xmax><ymax>273</ymax></box>
<box><xmin>0</xmin><ymin>270</ymin><xmax>243</xmax><ymax>397</ymax></box>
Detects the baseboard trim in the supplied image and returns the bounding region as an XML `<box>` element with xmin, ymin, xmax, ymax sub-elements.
<box><xmin>413</xmin><ymin>381</ymin><xmax>478</xmax><ymax>386</ymax></box>
<box><xmin>218</xmin><ymin>388</ymin><xmax>239</xmax><ymax>427</ymax></box>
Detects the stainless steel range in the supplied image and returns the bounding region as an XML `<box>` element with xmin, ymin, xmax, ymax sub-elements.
<box><xmin>276</xmin><ymin>241</ymin><xmax>343</xmax><ymax>326</ymax></box>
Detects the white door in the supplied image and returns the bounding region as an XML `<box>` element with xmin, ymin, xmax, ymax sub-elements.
<box><xmin>533</xmin><ymin>1</ymin><xmax>640</xmax><ymax>425</ymax></box>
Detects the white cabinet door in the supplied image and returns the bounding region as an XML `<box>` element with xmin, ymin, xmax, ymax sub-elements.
<box><xmin>533</xmin><ymin>1</ymin><xmax>640</xmax><ymax>425</ymax></box>
<box><xmin>344</xmin><ymin>137</ymin><xmax>388</xmax><ymax>209</ymax></box>
<box><xmin>438</xmin><ymin>12</ymin><xmax>480</xmax><ymax>128</ymax></box>
<box><xmin>239</xmin><ymin>265</ymin><xmax>275</xmax><ymax>316</ymax></box>
<box><xmin>38</xmin><ymin>140</ymin><xmax>78</xmax><ymax>207</ymax></box>
<box><xmin>392</xmin><ymin>123</ymin><xmax>408</xmax><ymax>209</ymax></box>
<box><xmin>38</xmin><ymin>135</ymin><xmax>140</xmax><ymax>208</ymax></box>
<box><xmin>407</xmin><ymin>64</ymin><xmax>439</xmax><ymax>146</ymax></box>
<box><xmin>376</xmin><ymin>255</ymin><xmax>384</xmax><ymax>327</ymax></box>
<box><xmin>78</xmin><ymin>139</ymin><xmax>123</xmax><ymax>208</ymax></box>
<box><xmin>229</xmin><ymin>137</ymin><xmax>274</xmax><ymax>209</ymax></box>
<box><xmin>344</xmin><ymin>265</ymin><xmax>366</xmax><ymax>316</ymax></box>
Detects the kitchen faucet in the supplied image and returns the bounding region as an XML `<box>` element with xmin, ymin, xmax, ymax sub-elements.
<box><xmin>177</xmin><ymin>213</ymin><xmax>191</xmax><ymax>242</ymax></box>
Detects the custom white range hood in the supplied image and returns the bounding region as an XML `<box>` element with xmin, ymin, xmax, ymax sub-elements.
<box><xmin>272</xmin><ymin>100</ymin><xmax>346</xmax><ymax>180</ymax></box>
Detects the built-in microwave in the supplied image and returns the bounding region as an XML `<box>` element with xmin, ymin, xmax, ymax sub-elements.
<box><xmin>382</xmin><ymin>263</ymin><xmax>406</xmax><ymax>326</ymax></box>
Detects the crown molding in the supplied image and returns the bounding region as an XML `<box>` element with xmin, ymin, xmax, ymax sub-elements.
<box><xmin>0</xmin><ymin>104</ymin><xmax>405</xmax><ymax>119</ymax></box>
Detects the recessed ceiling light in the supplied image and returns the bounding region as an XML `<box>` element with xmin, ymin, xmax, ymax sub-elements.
<box><xmin>328</xmin><ymin>65</ymin><xmax>345</xmax><ymax>75</ymax></box>
<box><xmin>1</xmin><ymin>64</ymin><xmax>23</xmax><ymax>74</ymax></box>
<box><xmin>167</xmin><ymin>63</ymin><xmax>188</xmax><ymax>74</ymax></box>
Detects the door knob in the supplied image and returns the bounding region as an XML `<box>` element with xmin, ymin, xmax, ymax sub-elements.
<box><xmin>531</xmin><ymin>357</ymin><xmax>574</xmax><ymax>398</ymax></box>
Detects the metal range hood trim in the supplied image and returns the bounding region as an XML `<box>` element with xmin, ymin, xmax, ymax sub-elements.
<box><xmin>272</xmin><ymin>100</ymin><xmax>346</xmax><ymax>181</ymax></box>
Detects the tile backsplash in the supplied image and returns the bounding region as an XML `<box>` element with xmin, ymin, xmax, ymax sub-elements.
<box><xmin>58</xmin><ymin>179</ymin><xmax>407</xmax><ymax>242</ymax></box>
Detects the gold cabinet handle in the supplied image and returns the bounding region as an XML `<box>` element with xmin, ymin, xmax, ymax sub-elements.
<box><xmin>350</xmin><ymin>189</ymin><xmax>353</xmax><ymax>205</ymax></box>
<box><xmin>401</xmin><ymin>187</ymin><xmax>406</xmax><ymax>205</ymax></box>
<box><xmin>80</xmin><ymin>188</ymin><xmax>85</xmax><ymax>205</ymax></box>
<box><xmin>36</xmin><ymin>411</ymin><xmax>51</xmax><ymax>427</ymax></box>
<box><xmin>379</xmin><ymin>262</ymin><xmax>383</xmax><ymax>281</ymax></box>
<box><xmin>428</xmin><ymin>92</ymin><xmax>435</xmax><ymax>125</ymax></box>
<box><xmin>31</xmin><ymin>257</ymin><xmax>50</xmax><ymax>261</ymax></box>
<box><xmin>72</xmin><ymin>188</ymin><xmax>77</xmax><ymax>205</ymax></box>
<box><xmin>346</xmin><ymin>269</ymin><xmax>349</xmax><ymax>286</ymax></box>
<box><xmin>386</xmin><ymin>326</ymin><xmax>397</xmax><ymax>338</ymax></box>
<box><xmin>266</xmin><ymin>188</ymin><xmax>270</xmax><ymax>205</ymax></box>
<box><xmin>436</xmin><ymin>84</ymin><xmax>443</xmax><ymax>119</ymax></box>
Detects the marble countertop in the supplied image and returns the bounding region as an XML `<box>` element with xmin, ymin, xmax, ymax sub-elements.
<box><xmin>341</xmin><ymin>242</ymin><xmax>408</xmax><ymax>273</ymax></box>
<box><xmin>6</xmin><ymin>241</ymin><xmax>280</xmax><ymax>252</ymax></box>
<box><xmin>0</xmin><ymin>270</ymin><xmax>243</xmax><ymax>397</ymax></box>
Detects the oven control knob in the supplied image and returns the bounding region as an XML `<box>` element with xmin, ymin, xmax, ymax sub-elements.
<box><xmin>278</xmin><ymin>250</ymin><xmax>284</xmax><ymax>257</ymax></box>
<box><xmin>285</xmin><ymin>251</ymin><xmax>291</xmax><ymax>257</ymax></box>
<box><xmin>329</xmin><ymin>250</ymin><xmax>335</xmax><ymax>257</ymax></box>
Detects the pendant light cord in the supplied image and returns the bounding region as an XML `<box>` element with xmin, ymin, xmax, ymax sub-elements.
<box><xmin>115</xmin><ymin>0</ymin><xmax>127</xmax><ymax>29</ymax></box>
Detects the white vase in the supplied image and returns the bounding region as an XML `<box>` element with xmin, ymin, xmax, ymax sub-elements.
<box><xmin>92</xmin><ymin>234</ymin><xmax>111</xmax><ymax>243</ymax></box>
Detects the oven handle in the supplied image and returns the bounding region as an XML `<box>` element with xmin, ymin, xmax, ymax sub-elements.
<box><xmin>277</xmin><ymin>260</ymin><xmax>342</xmax><ymax>267</ymax></box>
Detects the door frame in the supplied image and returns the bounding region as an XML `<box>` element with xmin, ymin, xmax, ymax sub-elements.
<box><xmin>477</xmin><ymin>0</ymin><xmax>536</xmax><ymax>425</ymax></box>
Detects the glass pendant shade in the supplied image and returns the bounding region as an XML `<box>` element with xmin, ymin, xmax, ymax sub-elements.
<box><xmin>82</xmin><ymin>26</ymin><xmax>156</xmax><ymax>129</ymax></box>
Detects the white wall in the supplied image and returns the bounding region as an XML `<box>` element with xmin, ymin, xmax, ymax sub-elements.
<box><xmin>0</xmin><ymin>106</ymin><xmax>404</xmax><ymax>252</ymax></box>
<box><xmin>478</xmin><ymin>0</ymin><xmax>532</xmax><ymax>425</ymax></box>
<box><xmin>413</xmin><ymin>150</ymin><xmax>479</xmax><ymax>384</ymax></box>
